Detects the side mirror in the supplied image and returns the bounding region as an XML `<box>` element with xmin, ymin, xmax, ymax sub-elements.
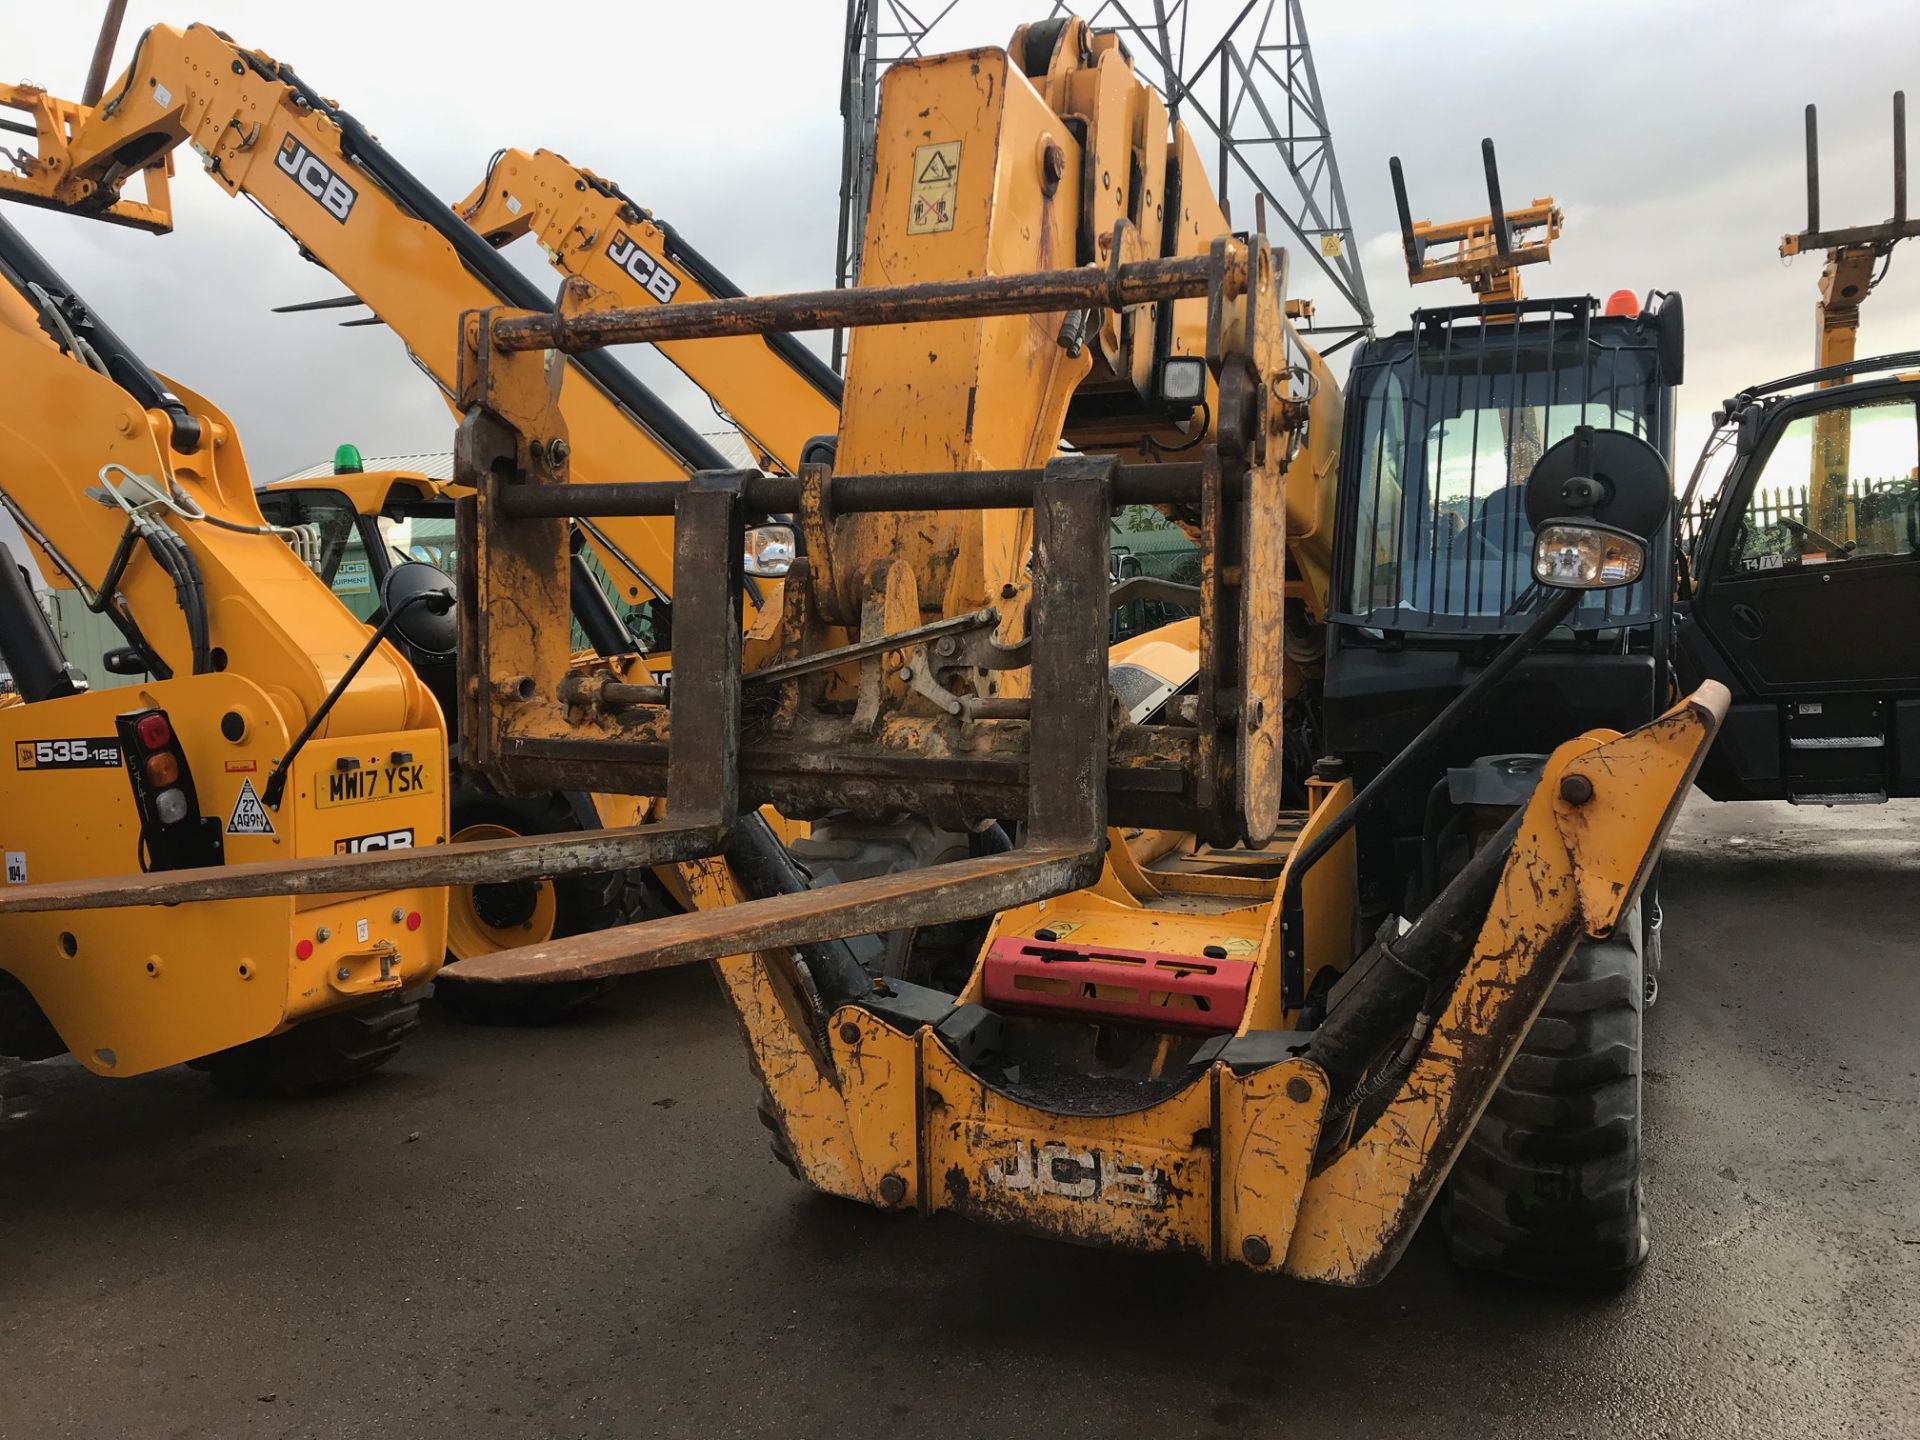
<box><xmin>101</xmin><ymin>646</ymin><xmax>150</xmax><ymax>676</ymax></box>
<box><xmin>1524</xmin><ymin>425</ymin><xmax>1671</xmax><ymax>591</ymax></box>
<box><xmin>1649</xmin><ymin>290</ymin><xmax>1684</xmax><ymax>386</ymax></box>
<box><xmin>744</xmin><ymin>523</ymin><xmax>796</xmax><ymax>578</ymax></box>
<box><xmin>380</xmin><ymin>560</ymin><xmax>457</xmax><ymax>655</ymax></box>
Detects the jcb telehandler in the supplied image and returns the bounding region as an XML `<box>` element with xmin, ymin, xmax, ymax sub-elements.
<box><xmin>0</xmin><ymin>17</ymin><xmax>825</xmax><ymax>998</ymax></box>
<box><xmin>6</xmin><ymin>14</ymin><xmax>1719</xmax><ymax>1285</ymax></box>
<box><xmin>415</xmin><ymin>17</ymin><xmax>1714</xmax><ymax>1285</ymax></box>
<box><xmin>0</xmin><ymin>210</ymin><xmax>448</xmax><ymax>1091</ymax></box>
<box><xmin>1677</xmin><ymin>93</ymin><xmax>1919</xmax><ymax>805</ymax></box>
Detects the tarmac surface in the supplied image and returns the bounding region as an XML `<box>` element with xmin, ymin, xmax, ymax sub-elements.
<box><xmin>1</xmin><ymin>796</ymin><xmax>1916</xmax><ymax>1439</ymax></box>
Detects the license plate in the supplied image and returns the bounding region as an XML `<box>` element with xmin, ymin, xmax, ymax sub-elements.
<box><xmin>316</xmin><ymin>760</ymin><xmax>435</xmax><ymax>809</ymax></box>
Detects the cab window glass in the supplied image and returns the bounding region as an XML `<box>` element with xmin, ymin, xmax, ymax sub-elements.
<box><xmin>256</xmin><ymin>489</ymin><xmax>377</xmax><ymax>620</ymax></box>
<box><xmin>377</xmin><ymin>512</ymin><xmax>457</xmax><ymax>573</ymax></box>
<box><xmin>1733</xmin><ymin>399</ymin><xmax>1919</xmax><ymax>572</ymax></box>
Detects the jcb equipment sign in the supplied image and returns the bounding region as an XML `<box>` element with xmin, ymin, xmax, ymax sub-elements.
<box><xmin>275</xmin><ymin>136</ymin><xmax>357</xmax><ymax>223</ymax></box>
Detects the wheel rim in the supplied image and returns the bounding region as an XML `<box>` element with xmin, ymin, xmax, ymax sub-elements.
<box><xmin>445</xmin><ymin>821</ymin><xmax>559</xmax><ymax>960</ymax></box>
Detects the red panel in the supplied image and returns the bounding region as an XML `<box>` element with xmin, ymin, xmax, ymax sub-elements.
<box><xmin>981</xmin><ymin>937</ymin><xmax>1255</xmax><ymax>1035</ymax></box>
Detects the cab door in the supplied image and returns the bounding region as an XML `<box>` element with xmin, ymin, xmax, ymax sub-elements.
<box><xmin>1691</xmin><ymin>391</ymin><xmax>1920</xmax><ymax>800</ymax></box>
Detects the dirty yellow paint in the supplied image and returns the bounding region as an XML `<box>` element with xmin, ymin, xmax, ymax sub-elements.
<box><xmin>1283</xmin><ymin>685</ymin><xmax>1727</xmax><ymax>1286</ymax></box>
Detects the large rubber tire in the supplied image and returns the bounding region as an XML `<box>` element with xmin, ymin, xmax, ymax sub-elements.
<box><xmin>199</xmin><ymin>992</ymin><xmax>422</xmax><ymax>1099</ymax></box>
<box><xmin>435</xmin><ymin>783</ymin><xmax>671</xmax><ymax>1026</ymax></box>
<box><xmin>786</xmin><ymin>813</ymin><xmax>987</xmax><ymax>991</ymax></box>
<box><xmin>755</xmin><ymin>1087</ymin><xmax>803</xmax><ymax>1181</ymax></box>
<box><xmin>1443</xmin><ymin>900</ymin><xmax>1647</xmax><ymax>1286</ymax></box>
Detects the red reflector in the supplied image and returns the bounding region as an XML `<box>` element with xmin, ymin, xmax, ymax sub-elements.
<box><xmin>980</xmin><ymin>937</ymin><xmax>1255</xmax><ymax>1035</ymax></box>
<box><xmin>145</xmin><ymin>751</ymin><xmax>181</xmax><ymax>787</ymax></box>
<box><xmin>295</xmin><ymin>939</ymin><xmax>314</xmax><ymax>961</ymax></box>
<box><xmin>405</xmin><ymin>911</ymin><xmax>422</xmax><ymax>932</ymax></box>
<box><xmin>135</xmin><ymin>712</ymin><xmax>172</xmax><ymax>750</ymax></box>
<box><xmin>1604</xmin><ymin>288</ymin><xmax>1641</xmax><ymax>317</ymax></box>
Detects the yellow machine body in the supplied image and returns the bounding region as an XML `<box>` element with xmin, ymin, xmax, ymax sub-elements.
<box><xmin>8</xmin><ymin>13</ymin><xmax>1719</xmax><ymax>1279</ymax></box>
<box><xmin>0</xmin><ymin>256</ymin><xmax>446</xmax><ymax>1078</ymax></box>
<box><xmin>417</xmin><ymin>21</ymin><xmax>1724</xmax><ymax>1286</ymax></box>
<box><xmin>720</xmin><ymin>691</ymin><xmax>1716</xmax><ymax>1283</ymax></box>
<box><xmin>258</xmin><ymin>465</ymin><xmax>651</xmax><ymax>964</ymax></box>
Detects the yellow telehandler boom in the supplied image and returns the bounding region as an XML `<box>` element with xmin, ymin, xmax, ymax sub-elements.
<box><xmin>456</xmin><ymin>148</ymin><xmax>843</xmax><ymax>476</ymax></box>
<box><xmin>0</xmin><ymin>22</ymin><xmax>727</xmax><ymax>616</ymax></box>
<box><xmin>0</xmin><ymin>20</ymin><xmax>826</xmax><ymax>987</ymax></box>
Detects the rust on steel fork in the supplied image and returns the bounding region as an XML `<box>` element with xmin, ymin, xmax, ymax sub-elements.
<box><xmin>440</xmin><ymin>458</ymin><xmax>1119</xmax><ymax>986</ymax></box>
<box><xmin>488</xmin><ymin>246</ymin><xmax>1249</xmax><ymax>353</ymax></box>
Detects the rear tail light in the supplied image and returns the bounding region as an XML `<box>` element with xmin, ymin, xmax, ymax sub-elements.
<box><xmin>115</xmin><ymin>708</ymin><xmax>222</xmax><ymax>872</ymax></box>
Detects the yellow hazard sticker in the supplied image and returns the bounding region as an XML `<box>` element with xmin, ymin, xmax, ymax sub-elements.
<box><xmin>908</xmin><ymin>141</ymin><xmax>961</xmax><ymax>235</ymax></box>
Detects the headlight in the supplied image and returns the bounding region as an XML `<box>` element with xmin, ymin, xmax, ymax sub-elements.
<box><xmin>1160</xmin><ymin>355</ymin><xmax>1207</xmax><ymax>406</ymax></box>
<box><xmin>744</xmin><ymin>523</ymin><xmax>796</xmax><ymax>578</ymax></box>
<box><xmin>1532</xmin><ymin>522</ymin><xmax>1646</xmax><ymax>590</ymax></box>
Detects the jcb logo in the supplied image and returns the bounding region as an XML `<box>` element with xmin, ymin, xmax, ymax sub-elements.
<box><xmin>334</xmin><ymin>828</ymin><xmax>414</xmax><ymax>855</ymax></box>
<box><xmin>606</xmin><ymin>230</ymin><xmax>680</xmax><ymax>304</ymax></box>
<box><xmin>984</xmin><ymin>1139</ymin><xmax>1168</xmax><ymax>1209</ymax></box>
<box><xmin>275</xmin><ymin>136</ymin><xmax>357</xmax><ymax>223</ymax></box>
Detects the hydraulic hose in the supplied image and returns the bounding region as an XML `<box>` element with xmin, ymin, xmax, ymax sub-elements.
<box><xmin>137</xmin><ymin>519</ymin><xmax>211</xmax><ymax>675</ymax></box>
<box><xmin>721</xmin><ymin>813</ymin><xmax>872</xmax><ymax>1007</ymax></box>
<box><xmin>1306</xmin><ymin>805</ymin><xmax>1527</xmax><ymax>1097</ymax></box>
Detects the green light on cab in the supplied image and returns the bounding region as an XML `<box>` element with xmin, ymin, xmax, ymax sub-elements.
<box><xmin>332</xmin><ymin>442</ymin><xmax>364</xmax><ymax>475</ymax></box>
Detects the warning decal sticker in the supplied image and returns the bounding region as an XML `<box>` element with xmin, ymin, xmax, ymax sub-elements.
<box><xmin>227</xmin><ymin>777</ymin><xmax>276</xmax><ymax>837</ymax></box>
<box><xmin>908</xmin><ymin>141</ymin><xmax>961</xmax><ymax>235</ymax></box>
<box><xmin>5</xmin><ymin>852</ymin><xmax>25</xmax><ymax>885</ymax></box>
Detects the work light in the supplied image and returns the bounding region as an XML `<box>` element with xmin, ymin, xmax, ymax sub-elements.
<box><xmin>1532</xmin><ymin>522</ymin><xmax>1646</xmax><ymax>589</ymax></box>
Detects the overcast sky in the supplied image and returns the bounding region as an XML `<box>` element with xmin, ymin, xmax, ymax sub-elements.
<box><xmin>8</xmin><ymin>0</ymin><xmax>1918</xmax><ymax>482</ymax></box>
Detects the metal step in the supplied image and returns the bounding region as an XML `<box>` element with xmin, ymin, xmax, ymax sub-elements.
<box><xmin>1787</xmin><ymin>734</ymin><xmax>1885</xmax><ymax>750</ymax></box>
<box><xmin>1787</xmin><ymin>788</ymin><xmax>1889</xmax><ymax>806</ymax></box>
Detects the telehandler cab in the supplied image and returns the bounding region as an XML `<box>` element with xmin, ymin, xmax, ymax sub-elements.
<box><xmin>0</xmin><ymin>211</ymin><xmax>447</xmax><ymax>1091</ymax></box>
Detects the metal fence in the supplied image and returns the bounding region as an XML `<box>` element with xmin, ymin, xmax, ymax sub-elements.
<box><xmin>1682</xmin><ymin>476</ymin><xmax>1917</xmax><ymax>555</ymax></box>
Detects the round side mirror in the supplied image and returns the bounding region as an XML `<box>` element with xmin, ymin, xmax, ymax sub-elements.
<box><xmin>380</xmin><ymin>560</ymin><xmax>457</xmax><ymax>655</ymax></box>
<box><xmin>1524</xmin><ymin>427</ymin><xmax>1671</xmax><ymax>591</ymax></box>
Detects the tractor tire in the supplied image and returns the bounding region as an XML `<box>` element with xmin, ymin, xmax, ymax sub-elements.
<box><xmin>435</xmin><ymin>783</ymin><xmax>674</xmax><ymax>1026</ymax></box>
<box><xmin>787</xmin><ymin>813</ymin><xmax>993</xmax><ymax>991</ymax></box>
<box><xmin>199</xmin><ymin>992</ymin><xmax>422</xmax><ymax>1099</ymax></box>
<box><xmin>1443</xmin><ymin>899</ymin><xmax>1647</xmax><ymax>1286</ymax></box>
<box><xmin>755</xmin><ymin>1086</ymin><xmax>803</xmax><ymax>1181</ymax></box>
